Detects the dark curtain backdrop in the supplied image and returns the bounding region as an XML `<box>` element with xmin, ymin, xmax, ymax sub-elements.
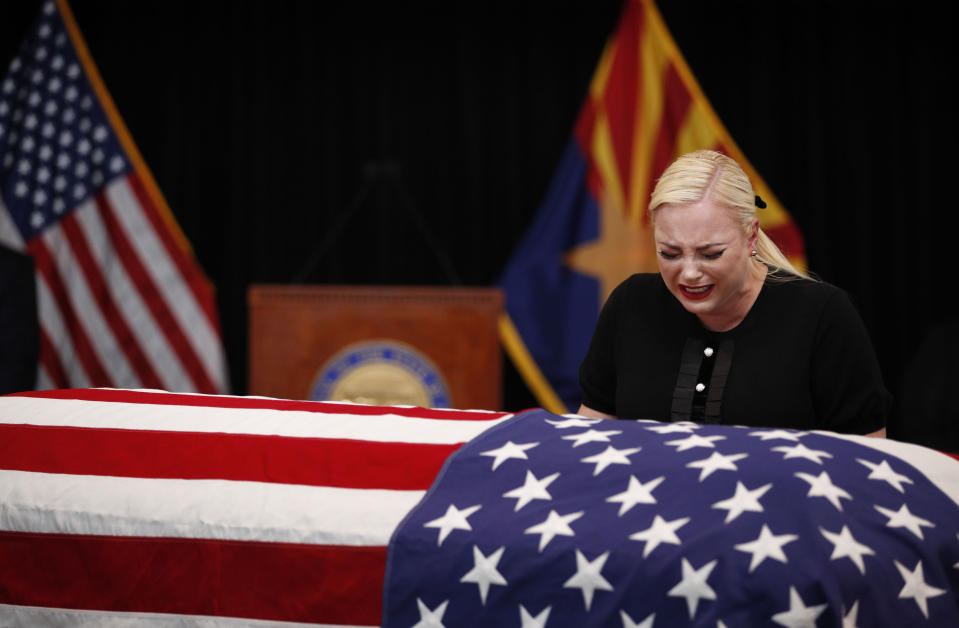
<box><xmin>3</xmin><ymin>1</ymin><xmax>957</xmax><ymax>445</ymax></box>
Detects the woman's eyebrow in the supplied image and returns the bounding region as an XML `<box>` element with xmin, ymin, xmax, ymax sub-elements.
<box><xmin>655</xmin><ymin>241</ymin><xmax>727</xmax><ymax>250</ymax></box>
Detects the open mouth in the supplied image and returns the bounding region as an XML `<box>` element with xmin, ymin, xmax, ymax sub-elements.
<box><xmin>679</xmin><ymin>284</ymin><xmax>713</xmax><ymax>300</ymax></box>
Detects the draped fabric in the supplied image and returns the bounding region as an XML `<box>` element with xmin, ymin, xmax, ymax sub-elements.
<box><xmin>3</xmin><ymin>389</ymin><xmax>958</xmax><ymax>625</ymax></box>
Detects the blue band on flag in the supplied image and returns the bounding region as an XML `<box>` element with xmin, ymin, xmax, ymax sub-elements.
<box><xmin>499</xmin><ymin>141</ymin><xmax>602</xmax><ymax>411</ymax></box>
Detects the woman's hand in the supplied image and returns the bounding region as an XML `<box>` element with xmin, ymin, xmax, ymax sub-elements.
<box><xmin>576</xmin><ymin>404</ymin><xmax>616</xmax><ymax>420</ymax></box>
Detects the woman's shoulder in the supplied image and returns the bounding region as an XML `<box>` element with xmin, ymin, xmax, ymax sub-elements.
<box><xmin>601</xmin><ymin>273</ymin><xmax>670</xmax><ymax>316</ymax></box>
<box><xmin>606</xmin><ymin>273</ymin><xmax>667</xmax><ymax>303</ymax></box>
<box><xmin>762</xmin><ymin>275</ymin><xmax>855</xmax><ymax>318</ymax></box>
<box><xmin>617</xmin><ymin>273</ymin><xmax>664</xmax><ymax>293</ymax></box>
<box><xmin>765</xmin><ymin>275</ymin><xmax>844</xmax><ymax>300</ymax></box>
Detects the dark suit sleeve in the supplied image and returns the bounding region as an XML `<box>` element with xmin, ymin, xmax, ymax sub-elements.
<box><xmin>0</xmin><ymin>246</ymin><xmax>39</xmax><ymax>394</ymax></box>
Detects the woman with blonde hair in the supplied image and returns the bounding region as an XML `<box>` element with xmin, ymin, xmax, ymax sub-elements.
<box><xmin>577</xmin><ymin>150</ymin><xmax>889</xmax><ymax>436</ymax></box>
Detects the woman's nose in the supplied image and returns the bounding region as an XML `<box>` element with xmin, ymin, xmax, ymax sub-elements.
<box><xmin>679</xmin><ymin>260</ymin><xmax>703</xmax><ymax>282</ymax></box>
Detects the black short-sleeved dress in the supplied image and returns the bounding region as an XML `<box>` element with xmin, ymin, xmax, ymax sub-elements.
<box><xmin>578</xmin><ymin>273</ymin><xmax>890</xmax><ymax>434</ymax></box>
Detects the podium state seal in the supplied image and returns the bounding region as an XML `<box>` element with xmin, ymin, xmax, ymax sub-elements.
<box><xmin>310</xmin><ymin>340</ymin><xmax>452</xmax><ymax>408</ymax></box>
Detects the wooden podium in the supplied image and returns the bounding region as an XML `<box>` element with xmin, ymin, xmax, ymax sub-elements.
<box><xmin>248</xmin><ymin>285</ymin><xmax>503</xmax><ymax>410</ymax></box>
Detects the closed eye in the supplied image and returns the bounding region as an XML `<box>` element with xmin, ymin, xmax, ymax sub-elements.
<box><xmin>658</xmin><ymin>250</ymin><xmax>679</xmax><ymax>260</ymax></box>
<box><xmin>703</xmin><ymin>250</ymin><xmax>725</xmax><ymax>260</ymax></box>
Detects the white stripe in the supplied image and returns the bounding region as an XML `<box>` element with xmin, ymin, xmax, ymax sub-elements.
<box><xmin>41</xmin><ymin>224</ymin><xmax>140</xmax><ymax>387</ymax></box>
<box><xmin>105</xmin><ymin>178</ymin><xmax>227</xmax><ymax>391</ymax></box>
<box><xmin>35</xmin><ymin>364</ymin><xmax>54</xmax><ymax>390</ymax></box>
<box><xmin>0</xmin><ymin>604</ymin><xmax>374</xmax><ymax>628</ymax></box>
<box><xmin>73</xmin><ymin>201</ymin><xmax>194</xmax><ymax>392</ymax></box>
<box><xmin>0</xmin><ymin>198</ymin><xmax>25</xmax><ymax>250</ymax></box>
<box><xmin>827</xmin><ymin>431</ymin><xmax>959</xmax><ymax>506</ymax></box>
<box><xmin>35</xmin><ymin>273</ymin><xmax>91</xmax><ymax>388</ymax></box>
<box><xmin>0</xmin><ymin>395</ymin><xmax>509</xmax><ymax>443</ymax></box>
<box><xmin>0</xmin><ymin>469</ymin><xmax>422</xmax><ymax>546</ymax></box>
<box><xmin>134</xmin><ymin>388</ymin><xmax>506</xmax><ymax>414</ymax></box>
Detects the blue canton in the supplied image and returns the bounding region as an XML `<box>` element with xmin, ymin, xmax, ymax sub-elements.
<box><xmin>0</xmin><ymin>0</ymin><xmax>131</xmax><ymax>243</ymax></box>
<box><xmin>383</xmin><ymin>410</ymin><xmax>959</xmax><ymax>627</ymax></box>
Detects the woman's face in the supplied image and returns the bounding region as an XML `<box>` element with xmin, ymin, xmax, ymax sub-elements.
<box><xmin>653</xmin><ymin>198</ymin><xmax>759</xmax><ymax>329</ymax></box>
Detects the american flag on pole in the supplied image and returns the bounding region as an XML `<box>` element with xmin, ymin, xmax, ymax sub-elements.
<box><xmin>384</xmin><ymin>412</ymin><xmax>959</xmax><ymax>627</ymax></box>
<box><xmin>0</xmin><ymin>0</ymin><xmax>228</xmax><ymax>393</ymax></box>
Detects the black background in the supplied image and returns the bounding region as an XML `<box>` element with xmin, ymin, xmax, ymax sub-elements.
<box><xmin>3</xmin><ymin>1</ymin><xmax>958</xmax><ymax>446</ymax></box>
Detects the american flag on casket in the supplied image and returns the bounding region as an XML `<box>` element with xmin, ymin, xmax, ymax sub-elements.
<box><xmin>1</xmin><ymin>389</ymin><xmax>958</xmax><ymax>626</ymax></box>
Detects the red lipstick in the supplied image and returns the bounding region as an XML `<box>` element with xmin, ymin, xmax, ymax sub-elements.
<box><xmin>679</xmin><ymin>285</ymin><xmax>713</xmax><ymax>300</ymax></box>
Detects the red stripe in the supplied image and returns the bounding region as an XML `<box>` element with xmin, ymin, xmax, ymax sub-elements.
<box><xmin>94</xmin><ymin>193</ymin><xmax>216</xmax><ymax>393</ymax></box>
<box><xmin>60</xmin><ymin>210</ymin><xmax>163</xmax><ymax>389</ymax></box>
<box><xmin>37</xmin><ymin>327</ymin><xmax>69</xmax><ymax>389</ymax></box>
<box><xmin>764</xmin><ymin>222</ymin><xmax>807</xmax><ymax>261</ymax></box>
<box><xmin>574</xmin><ymin>98</ymin><xmax>607</xmax><ymax>206</ymax></box>
<box><xmin>601</xmin><ymin>0</ymin><xmax>642</xmax><ymax>205</ymax></box>
<box><xmin>27</xmin><ymin>236</ymin><xmax>111</xmax><ymax>386</ymax></box>
<box><xmin>0</xmin><ymin>530</ymin><xmax>384</xmax><ymax>625</ymax></box>
<box><xmin>579</xmin><ymin>126</ymin><xmax>606</xmax><ymax>207</ymax></box>
<box><xmin>573</xmin><ymin>84</ymin><xmax>598</xmax><ymax>149</ymax></box>
<box><xmin>10</xmin><ymin>388</ymin><xmax>512</xmax><ymax>420</ymax></box>
<box><xmin>645</xmin><ymin>62</ymin><xmax>693</xmax><ymax>225</ymax></box>
<box><xmin>0</xmin><ymin>423</ymin><xmax>456</xmax><ymax>490</ymax></box>
<box><xmin>127</xmin><ymin>174</ymin><xmax>221</xmax><ymax>337</ymax></box>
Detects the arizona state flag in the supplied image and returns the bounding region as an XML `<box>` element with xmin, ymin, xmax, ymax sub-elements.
<box><xmin>499</xmin><ymin>0</ymin><xmax>806</xmax><ymax>413</ymax></box>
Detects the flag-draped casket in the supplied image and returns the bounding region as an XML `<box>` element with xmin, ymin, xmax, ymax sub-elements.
<box><xmin>2</xmin><ymin>389</ymin><xmax>958</xmax><ymax>626</ymax></box>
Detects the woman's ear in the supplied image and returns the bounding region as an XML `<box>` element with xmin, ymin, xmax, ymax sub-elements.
<box><xmin>747</xmin><ymin>218</ymin><xmax>760</xmax><ymax>250</ymax></box>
